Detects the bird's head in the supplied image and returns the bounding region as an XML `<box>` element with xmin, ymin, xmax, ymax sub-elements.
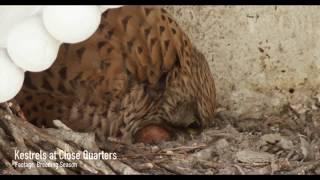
<box><xmin>188</xmin><ymin>47</ymin><xmax>216</xmax><ymax>129</ymax></box>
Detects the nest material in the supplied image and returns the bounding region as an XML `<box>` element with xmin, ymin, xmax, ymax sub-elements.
<box><xmin>0</xmin><ymin>102</ymin><xmax>139</xmax><ymax>175</ymax></box>
<box><xmin>1</xmin><ymin>101</ymin><xmax>320</xmax><ymax>175</ymax></box>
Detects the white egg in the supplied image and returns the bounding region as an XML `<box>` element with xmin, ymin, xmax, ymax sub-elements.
<box><xmin>0</xmin><ymin>5</ymin><xmax>42</xmax><ymax>48</ymax></box>
<box><xmin>42</xmin><ymin>6</ymin><xmax>101</xmax><ymax>43</ymax></box>
<box><xmin>0</xmin><ymin>49</ymin><xmax>25</xmax><ymax>103</ymax></box>
<box><xmin>7</xmin><ymin>16</ymin><xmax>61</xmax><ymax>72</ymax></box>
<box><xmin>99</xmin><ymin>5</ymin><xmax>122</xmax><ymax>13</ymax></box>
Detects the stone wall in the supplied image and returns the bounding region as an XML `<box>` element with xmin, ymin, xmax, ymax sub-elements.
<box><xmin>165</xmin><ymin>6</ymin><xmax>320</xmax><ymax>118</ymax></box>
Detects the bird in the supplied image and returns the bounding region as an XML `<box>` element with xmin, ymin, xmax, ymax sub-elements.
<box><xmin>15</xmin><ymin>6</ymin><xmax>216</xmax><ymax>144</ymax></box>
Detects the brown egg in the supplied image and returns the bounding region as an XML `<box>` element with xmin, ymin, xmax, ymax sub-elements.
<box><xmin>135</xmin><ymin>125</ymin><xmax>171</xmax><ymax>144</ymax></box>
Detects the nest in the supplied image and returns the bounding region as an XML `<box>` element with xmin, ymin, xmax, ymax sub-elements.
<box><xmin>1</xmin><ymin>101</ymin><xmax>320</xmax><ymax>175</ymax></box>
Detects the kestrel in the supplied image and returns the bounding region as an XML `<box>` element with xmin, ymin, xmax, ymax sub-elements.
<box><xmin>15</xmin><ymin>6</ymin><xmax>216</xmax><ymax>144</ymax></box>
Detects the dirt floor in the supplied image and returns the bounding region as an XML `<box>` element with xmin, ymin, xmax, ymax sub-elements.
<box><xmin>0</xmin><ymin>99</ymin><xmax>320</xmax><ymax>175</ymax></box>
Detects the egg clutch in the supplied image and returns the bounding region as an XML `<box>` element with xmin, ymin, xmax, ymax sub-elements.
<box><xmin>0</xmin><ymin>6</ymin><xmax>121</xmax><ymax>103</ymax></box>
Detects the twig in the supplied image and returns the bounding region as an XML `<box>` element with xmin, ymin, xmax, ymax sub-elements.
<box><xmin>160</xmin><ymin>144</ymin><xmax>207</xmax><ymax>153</ymax></box>
<box><xmin>288</xmin><ymin>161</ymin><xmax>320</xmax><ymax>175</ymax></box>
<box><xmin>0</xmin><ymin>108</ymin><xmax>116</xmax><ymax>174</ymax></box>
<box><xmin>233</xmin><ymin>164</ymin><xmax>246</xmax><ymax>175</ymax></box>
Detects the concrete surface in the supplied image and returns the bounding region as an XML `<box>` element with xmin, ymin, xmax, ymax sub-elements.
<box><xmin>164</xmin><ymin>6</ymin><xmax>320</xmax><ymax>118</ymax></box>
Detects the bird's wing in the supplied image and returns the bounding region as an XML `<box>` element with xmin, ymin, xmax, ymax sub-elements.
<box><xmin>15</xmin><ymin>6</ymin><xmax>194</xmax><ymax>130</ymax></box>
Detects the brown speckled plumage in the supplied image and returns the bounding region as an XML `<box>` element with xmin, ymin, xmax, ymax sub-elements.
<box><xmin>15</xmin><ymin>6</ymin><xmax>216</xmax><ymax>143</ymax></box>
